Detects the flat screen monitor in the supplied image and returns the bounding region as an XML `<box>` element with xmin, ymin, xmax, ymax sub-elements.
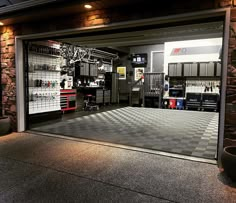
<box><xmin>131</xmin><ymin>53</ymin><xmax>147</xmax><ymax>67</ymax></box>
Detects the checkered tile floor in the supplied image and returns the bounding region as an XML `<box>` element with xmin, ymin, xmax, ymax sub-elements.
<box><xmin>32</xmin><ymin>107</ymin><xmax>219</xmax><ymax>159</ymax></box>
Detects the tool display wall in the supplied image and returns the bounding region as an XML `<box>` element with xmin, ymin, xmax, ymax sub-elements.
<box><xmin>28</xmin><ymin>43</ymin><xmax>61</xmax><ymax>115</ymax></box>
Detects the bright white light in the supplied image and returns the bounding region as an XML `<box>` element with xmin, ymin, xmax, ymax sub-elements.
<box><xmin>84</xmin><ymin>4</ymin><xmax>92</xmax><ymax>9</ymax></box>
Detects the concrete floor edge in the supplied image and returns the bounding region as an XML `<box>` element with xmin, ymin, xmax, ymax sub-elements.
<box><xmin>26</xmin><ymin>130</ymin><xmax>217</xmax><ymax>165</ymax></box>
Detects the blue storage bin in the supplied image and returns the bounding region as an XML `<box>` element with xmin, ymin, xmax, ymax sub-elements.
<box><xmin>176</xmin><ymin>99</ymin><xmax>184</xmax><ymax>109</ymax></box>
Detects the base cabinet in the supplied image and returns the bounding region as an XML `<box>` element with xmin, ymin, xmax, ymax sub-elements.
<box><xmin>60</xmin><ymin>89</ymin><xmax>77</xmax><ymax>113</ymax></box>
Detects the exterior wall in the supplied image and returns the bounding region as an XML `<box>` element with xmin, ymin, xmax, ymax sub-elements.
<box><xmin>224</xmin><ymin>7</ymin><xmax>236</xmax><ymax>145</ymax></box>
<box><xmin>0</xmin><ymin>26</ymin><xmax>18</xmax><ymax>131</ymax></box>
<box><xmin>0</xmin><ymin>0</ymin><xmax>235</xmax><ymax>140</ymax></box>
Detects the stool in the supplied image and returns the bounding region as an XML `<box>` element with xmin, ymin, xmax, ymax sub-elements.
<box><xmin>84</xmin><ymin>94</ymin><xmax>98</xmax><ymax>111</ymax></box>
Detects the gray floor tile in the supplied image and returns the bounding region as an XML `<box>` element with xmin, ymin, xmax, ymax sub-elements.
<box><xmin>31</xmin><ymin>107</ymin><xmax>219</xmax><ymax>159</ymax></box>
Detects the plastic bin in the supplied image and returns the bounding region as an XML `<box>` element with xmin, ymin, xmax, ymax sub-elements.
<box><xmin>169</xmin><ymin>99</ymin><xmax>176</xmax><ymax>109</ymax></box>
<box><xmin>176</xmin><ymin>99</ymin><xmax>184</xmax><ymax>110</ymax></box>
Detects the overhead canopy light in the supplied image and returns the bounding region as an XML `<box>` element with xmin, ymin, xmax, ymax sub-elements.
<box><xmin>84</xmin><ymin>4</ymin><xmax>92</xmax><ymax>9</ymax></box>
<box><xmin>0</xmin><ymin>21</ymin><xmax>3</xmax><ymax>26</ymax></box>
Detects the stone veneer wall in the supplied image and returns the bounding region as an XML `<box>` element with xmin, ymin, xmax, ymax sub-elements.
<box><xmin>0</xmin><ymin>26</ymin><xmax>17</xmax><ymax>131</ymax></box>
<box><xmin>0</xmin><ymin>0</ymin><xmax>235</xmax><ymax>144</ymax></box>
<box><xmin>214</xmin><ymin>0</ymin><xmax>236</xmax><ymax>146</ymax></box>
<box><xmin>225</xmin><ymin>7</ymin><xmax>236</xmax><ymax>146</ymax></box>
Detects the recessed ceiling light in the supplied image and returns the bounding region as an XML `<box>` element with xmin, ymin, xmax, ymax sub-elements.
<box><xmin>0</xmin><ymin>22</ymin><xmax>4</xmax><ymax>26</ymax></box>
<box><xmin>84</xmin><ymin>4</ymin><xmax>92</xmax><ymax>9</ymax></box>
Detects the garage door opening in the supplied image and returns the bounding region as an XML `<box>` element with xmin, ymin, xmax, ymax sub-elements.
<box><xmin>24</xmin><ymin>20</ymin><xmax>224</xmax><ymax>160</ymax></box>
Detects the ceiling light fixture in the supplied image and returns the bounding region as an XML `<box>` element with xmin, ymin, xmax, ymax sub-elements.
<box><xmin>84</xmin><ymin>4</ymin><xmax>92</xmax><ymax>9</ymax></box>
<box><xmin>0</xmin><ymin>22</ymin><xmax>4</xmax><ymax>26</ymax></box>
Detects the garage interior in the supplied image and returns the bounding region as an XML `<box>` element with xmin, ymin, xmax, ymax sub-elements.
<box><xmin>27</xmin><ymin>20</ymin><xmax>223</xmax><ymax>160</ymax></box>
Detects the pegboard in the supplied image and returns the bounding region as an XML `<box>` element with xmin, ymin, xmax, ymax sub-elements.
<box><xmin>28</xmin><ymin>52</ymin><xmax>61</xmax><ymax>114</ymax></box>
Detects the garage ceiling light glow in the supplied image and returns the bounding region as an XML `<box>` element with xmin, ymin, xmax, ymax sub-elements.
<box><xmin>84</xmin><ymin>4</ymin><xmax>92</xmax><ymax>9</ymax></box>
<box><xmin>0</xmin><ymin>22</ymin><xmax>4</xmax><ymax>26</ymax></box>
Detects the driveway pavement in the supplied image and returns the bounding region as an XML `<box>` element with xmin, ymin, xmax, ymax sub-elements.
<box><xmin>0</xmin><ymin>132</ymin><xmax>235</xmax><ymax>203</ymax></box>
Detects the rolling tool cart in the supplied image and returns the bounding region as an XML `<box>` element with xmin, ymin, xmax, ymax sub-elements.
<box><xmin>201</xmin><ymin>93</ymin><xmax>219</xmax><ymax>111</ymax></box>
<box><xmin>60</xmin><ymin>89</ymin><xmax>77</xmax><ymax>113</ymax></box>
<box><xmin>185</xmin><ymin>93</ymin><xmax>201</xmax><ymax>110</ymax></box>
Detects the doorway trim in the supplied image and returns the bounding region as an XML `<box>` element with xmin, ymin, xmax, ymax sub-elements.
<box><xmin>15</xmin><ymin>8</ymin><xmax>230</xmax><ymax>166</ymax></box>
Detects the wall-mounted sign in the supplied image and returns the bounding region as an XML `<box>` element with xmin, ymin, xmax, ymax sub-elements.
<box><xmin>171</xmin><ymin>45</ymin><xmax>221</xmax><ymax>56</ymax></box>
<box><xmin>117</xmin><ymin>66</ymin><xmax>126</xmax><ymax>80</ymax></box>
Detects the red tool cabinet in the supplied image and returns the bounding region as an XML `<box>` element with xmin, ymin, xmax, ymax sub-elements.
<box><xmin>60</xmin><ymin>89</ymin><xmax>77</xmax><ymax>113</ymax></box>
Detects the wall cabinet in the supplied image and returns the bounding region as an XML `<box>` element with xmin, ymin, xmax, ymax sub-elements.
<box><xmin>168</xmin><ymin>63</ymin><xmax>182</xmax><ymax>77</ymax></box>
<box><xmin>199</xmin><ymin>62</ymin><xmax>215</xmax><ymax>77</ymax></box>
<box><xmin>168</xmin><ymin>62</ymin><xmax>221</xmax><ymax>78</ymax></box>
<box><xmin>183</xmin><ymin>63</ymin><xmax>198</xmax><ymax>77</ymax></box>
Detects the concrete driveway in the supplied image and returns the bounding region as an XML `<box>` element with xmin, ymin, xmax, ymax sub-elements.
<box><xmin>0</xmin><ymin>132</ymin><xmax>235</xmax><ymax>203</ymax></box>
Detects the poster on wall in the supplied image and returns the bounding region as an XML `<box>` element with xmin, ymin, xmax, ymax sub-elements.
<box><xmin>134</xmin><ymin>67</ymin><xmax>144</xmax><ymax>81</ymax></box>
<box><xmin>117</xmin><ymin>66</ymin><xmax>126</xmax><ymax>80</ymax></box>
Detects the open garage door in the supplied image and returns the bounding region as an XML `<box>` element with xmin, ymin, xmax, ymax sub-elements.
<box><xmin>21</xmin><ymin>15</ymin><xmax>226</xmax><ymax>161</ymax></box>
